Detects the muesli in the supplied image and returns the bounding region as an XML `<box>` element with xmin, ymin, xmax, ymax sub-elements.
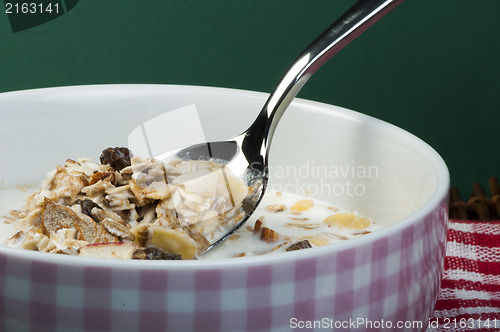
<box><xmin>3</xmin><ymin>147</ymin><xmax>376</xmax><ymax>260</ymax></box>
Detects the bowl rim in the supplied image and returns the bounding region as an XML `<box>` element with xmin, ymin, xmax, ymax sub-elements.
<box><xmin>0</xmin><ymin>84</ymin><xmax>450</xmax><ymax>269</ymax></box>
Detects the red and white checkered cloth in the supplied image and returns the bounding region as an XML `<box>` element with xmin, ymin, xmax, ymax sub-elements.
<box><xmin>428</xmin><ymin>220</ymin><xmax>500</xmax><ymax>331</ymax></box>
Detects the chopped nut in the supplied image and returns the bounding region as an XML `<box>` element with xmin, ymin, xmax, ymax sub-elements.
<box><xmin>260</xmin><ymin>227</ymin><xmax>280</xmax><ymax>243</ymax></box>
<box><xmin>253</xmin><ymin>217</ymin><xmax>264</xmax><ymax>233</ymax></box>
<box><xmin>286</xmin><ymin>240</ymin><xmax>312</xmax><ymax>252</ymax></box>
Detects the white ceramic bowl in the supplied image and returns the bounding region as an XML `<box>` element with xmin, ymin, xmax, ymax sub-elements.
<box><xmin>0</xmin><ymin>85</ymin><xmax>449</xmax><ymax>332</ymax></box>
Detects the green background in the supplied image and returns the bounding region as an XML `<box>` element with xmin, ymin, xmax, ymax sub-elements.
<box><xmin>1</xmin><ymin>0</ymin><xmax>499</xmax><ymax>197</ymax></box>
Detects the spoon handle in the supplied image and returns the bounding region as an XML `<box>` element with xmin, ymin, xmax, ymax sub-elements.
<box><xmin>244</xmin><ymin>0</ymin><xmax>404</xmax><ymax>166</ymax></box>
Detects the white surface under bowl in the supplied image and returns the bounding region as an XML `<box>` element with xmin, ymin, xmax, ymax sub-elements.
<box><xmin>0</xmin><ymin>85</ymin><xmax>449</xmax><ymax>332</ymax></box>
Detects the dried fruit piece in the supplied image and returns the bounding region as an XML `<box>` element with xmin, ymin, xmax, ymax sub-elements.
<box><xmin>132</xmin><ymin>247</ymin><xmax>182</xmax><ymax>260</ymax></box>
<box><xmin>286</xmin><ymin>240</ymin><xmax>312</xmax><ymax>252</ymax></box>
<box><xmin>290</xmin><ymin>199</ymin><xmax>313</xmax><ymax>212</ymax></box>
<box><xmin>100</xmin><ymin>147</ymin><xmax>132</xmax><ymax>171</ymax></box>
<box><xmin>76</xmin><ymin>199</ymin><xmax>102</xmax><ymax>222</ymax></box>
<box><xmin>130</xmin><ymin>224</ymin><xmax>198</xmax><ymax>259</ymax></box>
<box><xmin>323</xmin><ymin>213</ymin><xmax>370</xmax><ymax>230</ymax></box>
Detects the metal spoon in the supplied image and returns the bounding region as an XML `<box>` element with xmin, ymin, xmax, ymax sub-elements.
<box><xmin>166</xmin><ymin>0</ymin><xmax>405</xmax><ymax>253</ymax></box>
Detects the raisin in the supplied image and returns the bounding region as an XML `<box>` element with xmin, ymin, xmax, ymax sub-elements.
<box><xmin>100</xmin><ymin>147</ymin><xmax>132</xmax><ymax>171</ymax></box>
<box><xmin>286</xmin><ymin>240</ymin><xmax>312</xmax><ymax>252</ymax></box>
<box><xmin>76</xmin><ymin>199</ymin><xmax>102</xmax><ymax>223</ymax></box>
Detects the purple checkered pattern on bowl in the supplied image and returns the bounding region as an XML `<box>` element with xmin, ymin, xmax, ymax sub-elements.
<box><xmin>0</xmin><ymin>199</ymin><xmax>448</xmax><ymax>332</ymax></box>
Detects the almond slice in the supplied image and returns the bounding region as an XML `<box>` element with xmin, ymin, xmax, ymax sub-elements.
<box><xmin>148</xmin><ymin>226</ymin><xmax>198</xmax><ymax>259</ymax></box>
<box><xmin>130</xmin><ymin>224</ymin><xmax>198</xmax><ymax>259</ymax></box>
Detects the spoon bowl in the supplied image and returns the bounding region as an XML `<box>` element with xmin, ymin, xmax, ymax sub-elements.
<box><xmin>166</xmin><ymin>0</ymin><xmax>405</xmax><ymax>252</ymax></box>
